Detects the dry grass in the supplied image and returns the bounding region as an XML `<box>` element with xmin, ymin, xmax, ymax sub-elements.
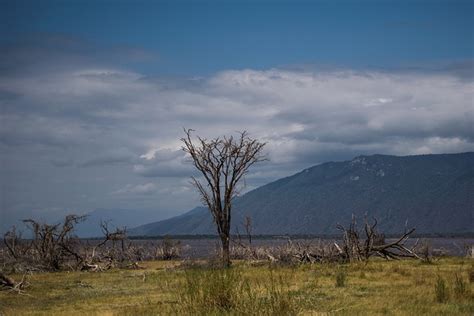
<box><xmin>1</xmin><ymin>258</ymin><xmax>473</xmax><ymax>315</ymax></box>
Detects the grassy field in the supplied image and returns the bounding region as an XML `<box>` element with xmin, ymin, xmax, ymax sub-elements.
<box><xmin>1</xmin><ymin>258</ymin><xmax>473</xmax><ymax>315</ymax></box>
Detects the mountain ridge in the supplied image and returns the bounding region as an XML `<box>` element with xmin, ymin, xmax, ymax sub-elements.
<box><xmin>130</xmin><ymin>152</ymin><xmax>474</xmax><ymax>236</ymax></box>
<box><xmin>74</xmin><ymin>208</ymin><xmax>165</xmax><ymax>237</ymax></box>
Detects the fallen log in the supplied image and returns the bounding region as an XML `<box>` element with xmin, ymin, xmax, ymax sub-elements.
<box><xmin>0</xmin><ymin>272</ymin><xmax>15</xmax><ymax>288</ymax></box>
<box><xmin>336</xmin><ymin>216</ymin><xmax>421</xmax><ymax>262</ymax></box>
<box><xmin>81</xmin><ymin>263</ymin><xmax>102</xmax><ymax>272</ymax></box>
<box><xmin>0</xmin><ymin>272</ymin><xmax>29</xmax><ymax>295</ymax></box>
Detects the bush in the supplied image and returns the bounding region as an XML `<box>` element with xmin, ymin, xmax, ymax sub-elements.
<box><xmin>435</xmin><ymin>276</ymin><xmax>448</xmax><ymax>303</ymax></box>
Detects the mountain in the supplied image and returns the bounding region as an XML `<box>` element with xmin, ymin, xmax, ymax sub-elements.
<box><xmin>75</xmin><ymin>209</ymin><xmax>164</xmax><ymax>237</ymax></box>
<box><xmin>130</xmin><ymin>152</ymin><xmax>474</xmax><ymax>236</ymax></box>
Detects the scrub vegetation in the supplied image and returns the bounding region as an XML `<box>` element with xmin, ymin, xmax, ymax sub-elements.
<box><xmin>1</xmin><ymin>258</ymin><xmax>473</xmax><ymax>315</ymax></box>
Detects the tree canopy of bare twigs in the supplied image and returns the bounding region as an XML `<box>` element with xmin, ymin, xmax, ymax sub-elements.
<box><xmin>181</xmin><ymin>129</ymin><xmax>266</xmax><ymax>267</ymax></box>
<box><xmin>13</xmin><ymin>215</ymin><xmax>86</xmax><ymax>271</ymax></box>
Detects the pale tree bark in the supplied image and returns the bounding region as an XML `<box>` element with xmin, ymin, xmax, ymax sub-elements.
<box><xmin>181</xmin><ymin>129</ymin><xmax>266</xmax><ymax>267</ymax></box>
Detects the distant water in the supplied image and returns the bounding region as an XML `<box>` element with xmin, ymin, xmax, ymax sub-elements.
<box><xmin>148</xmin><ymin>237</ymin><xmax>474</xmax><ymax>259</ymax></box>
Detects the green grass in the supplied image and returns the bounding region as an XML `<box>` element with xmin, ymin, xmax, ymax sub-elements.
<box><xmin>435</xmin><ymin>275</ymin><xmax>449</xmax><ymax>303</ymax></box>
<box><xmin>335</xmin><ymin>268</ymin><xmax>347</xmax><ymax>288</ymax></box>
<box><xmin>1</xmin><ymin>258</ymin><xmax>473</xmax><ymax>315</ymax></box>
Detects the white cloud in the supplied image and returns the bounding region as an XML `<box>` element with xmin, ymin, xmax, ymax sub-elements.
<box><xmin>1</xmin><ymin>47</ymin><xmax>473</xmax><ymax>230</ymax></box>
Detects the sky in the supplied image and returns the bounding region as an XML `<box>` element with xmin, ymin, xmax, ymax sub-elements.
<box><xmin>1</xmin><ymin>0</ymin><xmax>473</xmax><ymax>232</ymax></box>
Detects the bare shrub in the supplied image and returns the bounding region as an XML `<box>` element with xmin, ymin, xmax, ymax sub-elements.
<box><xmin>415</xmin><ymin>239</ymin><xmax>433</xmax><ymax>263</ymax></box>
<box><xmin>2</xmin><ymin>215</ymin><xmax>85</xmax><ymax>272</ymax></box>
<box><xmin>335</xmin><ymin>216</ymin><xmax>422</xmax><ymax>262</ymax></box>
<box><xmin>156</xmin><ymin>236</ymin><xmax>181</xmax><ymax>260</ymax></box>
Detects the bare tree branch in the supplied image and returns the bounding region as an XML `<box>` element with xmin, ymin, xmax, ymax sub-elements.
<box><xmin>336</xmin><ymin>216</ymin><xmax>421</xmax><ymax>262</ymax></box>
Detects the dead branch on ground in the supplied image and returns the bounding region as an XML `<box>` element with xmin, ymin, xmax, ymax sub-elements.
<box><xmin>335</xmin><ymin>216</ymin><xmax>422</xmax><ymax>262</ymax></box>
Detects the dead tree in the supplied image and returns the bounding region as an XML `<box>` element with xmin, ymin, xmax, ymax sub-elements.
<box><xmin>97</xmin><ymin>220</ymin><xmax>127</xmax><ymax>250</ymax></box>
<box><xmin>182</xmin><ymin>129</ymin><xmax>266</xmax><ymax>267</ymax></box>
<box><xmin>89</xmin><ymin>220</ymin><xmax>129</xmax><ymax>263</ymax></box>
<box><xmin>336</xmin><ymin>216</ymin><xmax>422</xmax><ymax>262</ymax></box>
<box><xmin>244</xmin><ymin>216</ymin><xmax>253</xmax><ymax>245</ymax></box>
<box><xmin>3</xmin><ymin>226</ymin><xmax>26</xmax><ymax>260</ymax></box>
<box><xmin>22</xmin><ymin>214</ymin><xmax>86</xmax><ymax>270</ymax></box>
<box><xmin>234</xmin><ymin>216</ymin><xmax>253</xmax><ymax>246</ymax></box>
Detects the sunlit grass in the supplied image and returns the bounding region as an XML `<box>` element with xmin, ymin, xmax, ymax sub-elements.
<box><xmin>1</xmin><ymin>258</ymin><xmax>473</xmax><ymax>315</ymax></box>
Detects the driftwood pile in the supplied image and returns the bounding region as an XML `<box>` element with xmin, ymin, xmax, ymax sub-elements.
<box><xmin>335</xmin><ymin>216</ymin><xmax>422</xmax><ymax>262</ymax></box>
<box><xmin>230</xmin><ymin>239</ymin><xmax>342</xmax><ymax>264</ymax></box>
<box><xmin>2</xmin><ymin>213</ymin><xmax>429</xmax><ymax>277</ymax></box>
<box><xmin>230</xmin><ymin>216</ymin><xmax>424</xmax><ymax>264</ymax></box>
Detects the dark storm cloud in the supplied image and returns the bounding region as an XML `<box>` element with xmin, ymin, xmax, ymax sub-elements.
<box><xmin>78</xmin><ymin>151</ymin><xmax>138</xmax><ymax>168</ymax></box>
<box><xmin>50</xmin><ymin>158</ymin><xmax>75</xmax><ymax>168</ymax></box>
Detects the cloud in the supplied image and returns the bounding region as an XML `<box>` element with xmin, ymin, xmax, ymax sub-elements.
<box><xmin>50</xmin><ymin>158</ymin><xmax>75</xmax><ymax>168</ymax></box>
<box><xmin>2</xmin><ymin>62</ymin><xmax>473</xmax><ymax>170</ymax></box>
<box><xmin>133</xmin><ymin>148</ymin><xmax>196</xmax><ymax>178</ymax></box>
<box><xmin>113</xmin><ymin>183</ymin><xmax>158</xmax><ymax>195</ymax></box>
<box><xmin>1</xmin><ymin>36</ymin><xmax>473</xmax><ymax>231</ymax></box>
<box><xmin>79</xmin><ymin>149</ymin><xmax>138</xmax><ymax>168</ymax></box>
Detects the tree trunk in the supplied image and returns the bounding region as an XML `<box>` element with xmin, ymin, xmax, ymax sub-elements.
<box><xmin>220</xmin><ymin>234</ymin><xmax>231</xmax><ymax>268</ymax></box>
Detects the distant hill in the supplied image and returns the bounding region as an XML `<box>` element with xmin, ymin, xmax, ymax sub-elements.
<box><xmin>130</xmin><ymin>152</ymin><xmax>474</xmax><ymax>236</ymax></box>
<box><xmin>75</xmin><ymin>209</ymin><xmax>164</xmax><ymax>237</ymax></box>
